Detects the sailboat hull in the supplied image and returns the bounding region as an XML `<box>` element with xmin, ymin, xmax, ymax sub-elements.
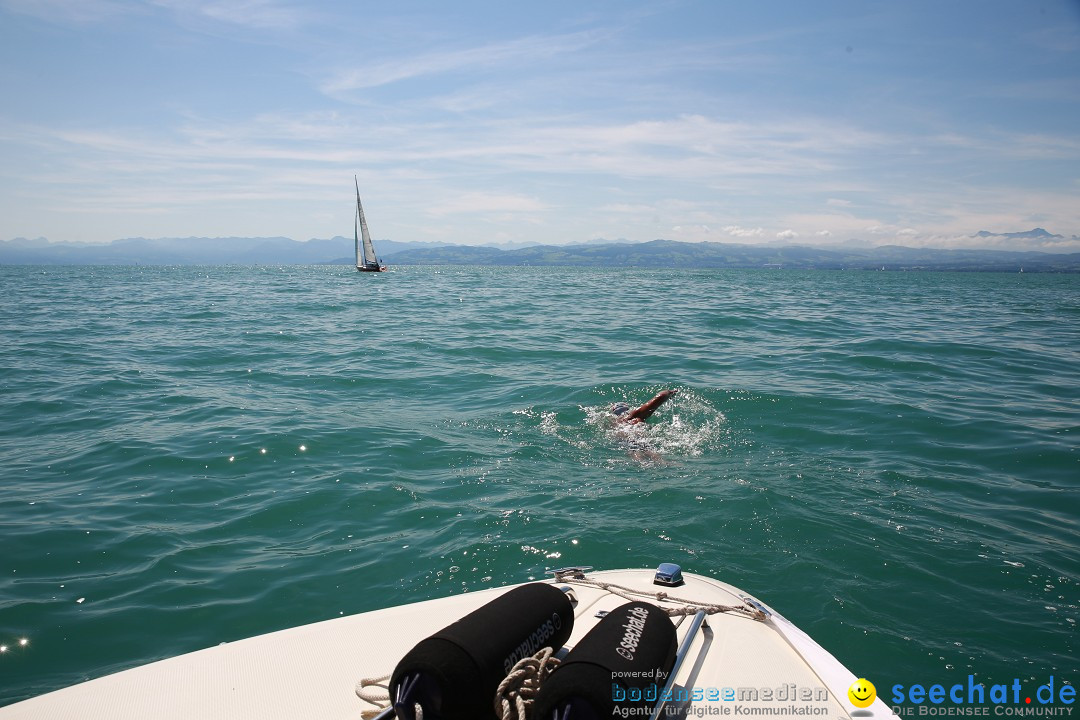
<box><xmin>356</xmin><ymin>265</ymin><xmax>387</xmax><ymax>272</ymax></box>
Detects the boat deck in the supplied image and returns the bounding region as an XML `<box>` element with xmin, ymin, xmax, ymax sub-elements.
<box><xmin>0</xmin><ymin>569</ymin><xmax>895</xmax><ymax>719</ymax></box>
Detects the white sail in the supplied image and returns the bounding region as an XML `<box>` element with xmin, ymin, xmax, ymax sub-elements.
<box><xmin>354</xmin><ymin>177</ymin><xmax>379</xmax><ymax>269</ymax></box>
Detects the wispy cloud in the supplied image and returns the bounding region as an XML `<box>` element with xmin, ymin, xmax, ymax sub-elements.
<box><xmin>426</xmin><ymin>192</ymin><xmax>548</xmax><ymax>217</ymax></box>
<box><xmin>3</xmin><ymin>2</ymin><xmax>1078</xmax><ymax>247</ymax></box>
<box><xmin>1022</xmin><ymin>25</ymin><xmax>1080</xmax><ymax>54</ymax></box>
<box><xmin>722</xmin><ymin>226</ymin><xmax>765</xmax><ymax>239</ymax></box>
<box><xmin>322</xmin><ymin>29</ymin><xmax>605</xmax><ymax>96</ymax></box>
<box><xmin>7</xmin><ymin>100</ymin><xmax>1078</xmax><ymax>248</ymax></box>
<box><xmin>150</xmin><ymin>0</ymin><xmax>310</xmax><ymax>30</ymax></box>
<box><xmin>0</xmin><ymin>0</ymin><xmax>132</xmax><ymax>23</ymax></box>
<box><xmin>1</xmin><ymin>0</ymin><xmax>309</xmax><ymax>28</ymax></box>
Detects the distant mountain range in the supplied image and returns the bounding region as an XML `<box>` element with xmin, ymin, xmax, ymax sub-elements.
<box><xmin>0</xmin><ymin>236</ymin><xmax>444</xmax><ymax>266</ymax></box>
<box><xmin>973</xmin><ymin>228</ymin><xmax>1063</xmax><ymax>240</ymax></box>
<box><xmin>383</xmin><ymin>238</ymin><xmax>1080</xmax><ymax>272</ymax></box>
<box><xmin>3</xmin><ymin>231</ymin><xmax>1079</xmax><ymax>272</ymax></box>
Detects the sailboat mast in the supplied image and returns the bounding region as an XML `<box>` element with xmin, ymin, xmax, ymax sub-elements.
<box><xmin>354</xmin><ymin>176</ymin><xmax>363</xmax><ymax>269</ymax></box>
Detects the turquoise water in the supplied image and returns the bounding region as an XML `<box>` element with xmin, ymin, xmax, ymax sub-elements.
<box><xmin>0</xmin><ymin>265</ymin><xmax>1077</xmax><ymax>706</ymax></box>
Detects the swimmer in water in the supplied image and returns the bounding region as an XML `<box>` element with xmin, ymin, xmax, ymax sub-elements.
<box><xmin>612</xmin><ymin>389</ymin><xmax>677</xmax><ymax>425</ymax></box>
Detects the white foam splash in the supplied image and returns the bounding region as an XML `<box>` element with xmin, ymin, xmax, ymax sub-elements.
<box><xmin>583</xmin><ymin>388</ymin><xmax>727</xmax><ymax>459</ymax></box>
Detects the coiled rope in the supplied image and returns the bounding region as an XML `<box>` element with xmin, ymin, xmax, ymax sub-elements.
<box><xmin>355</xmin><ymin>647</ymin><xmax>558</xmax><ymax>720</ymax></box>
<box><xmin>494</xmin><ymin>647</ymin><xmax>561</xmax><ymax>720</ymax></box>
<box><xmin>356</xmin><ymin>674</ymin><xmax>422</xmax><ymax>720</ymax></box>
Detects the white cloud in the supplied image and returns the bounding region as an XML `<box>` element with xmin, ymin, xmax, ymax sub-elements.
<box><xmin>668</xmin><ymin>224</ymin><xmax>717</xmax><ymax>243</ymax></box>
<box><xmin>426</xmin><ymin>192</ymin><xmax>547</xmax><ymax>217</ymax></box>
<box><xmin>1</xmin><ymin>0</ymin><xmax>311</xmax><ymax>29</ymax></box>
<box><xmin>322</xmin><ymin>30</ymin><xmax>603</xmax><ymax>95</ymax></box>
<box><xmin>721</xmin><ymin>225</ymin><xmax>764</xmax><ymax>238</ymax></box>
<box><xmin>10</xmin><ymin>103</ymin><xmax>1079</xmax><ymax>248</ymax></box>
<box><xmin>0</xmin><ymin>0</ymin><xmax>131</xmax><ymax>23</ymax></box>
<box><xmin>5</xmin><ymin>0</ymin><xmax>1080</xmax><ymax>249</ymax></box>
<box><xmin>151</xmin><ymin>0</ymin><xmax>311</xmax><ymax>30</ymax></box>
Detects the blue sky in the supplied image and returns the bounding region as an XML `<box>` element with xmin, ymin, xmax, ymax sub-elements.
<box><xmin>1</xmin><ymin>1</ymin><xmax>1079</xmax><ymax>250</ymax></box>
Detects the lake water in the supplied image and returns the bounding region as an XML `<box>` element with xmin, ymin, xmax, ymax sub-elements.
<box><xmin>0</xmin><ymin>264</ymin><xmax>1076</xmax><ymax>706</ymax></box>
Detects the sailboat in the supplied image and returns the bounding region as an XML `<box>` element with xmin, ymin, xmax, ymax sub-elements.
<box><xmin>354</xmin><ymin>177</ymin><xmax>386</xmax><ymax>272</ymax></box>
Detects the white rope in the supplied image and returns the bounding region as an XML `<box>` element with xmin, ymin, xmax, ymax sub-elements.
<box><xmin>550</xmin><ymin>571</ymin><xmax>767</xmax><ymax>621</ymax></box>
<box><xmin>494</xmin><ymin>646</ymin><xmax>561</xmax><ymax>720</ymax></box>
<box><xmin>356</xmin><ymin>648</ymin><xmax>560</xmax><ymax>720</ymax></box>
<box><xmin>356</xmin><ymin>675</ymin><xmax>425</xmax><ymax>720</ymax></box>
<box><xmin>356</xmin><ymin>674</ymin><xmax>392</xmax><ymax>720</ymax></box>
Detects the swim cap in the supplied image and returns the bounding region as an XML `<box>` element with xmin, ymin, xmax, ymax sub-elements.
<box><xmin>612</xmin><ymin>402</ymin><xmax>630</xmax><ymax>416</ymax></box>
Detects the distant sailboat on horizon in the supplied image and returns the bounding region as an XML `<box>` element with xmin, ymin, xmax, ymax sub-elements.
<box><xmin>354</xmin><ymin>177</ymin><xmax>386</xmax><ymax>273</ymax></box>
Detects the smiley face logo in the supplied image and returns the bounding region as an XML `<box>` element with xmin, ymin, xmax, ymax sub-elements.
<box><xmin>848</xmin><ymin>678</ymin><xmax>876</xmax><ymax>708</ymax></box>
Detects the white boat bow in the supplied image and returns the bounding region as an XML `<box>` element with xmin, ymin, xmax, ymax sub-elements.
<box><xmin>0</xmin><ymin>566</ymin><xmax>896</xmax><ymax>720</ymax></box>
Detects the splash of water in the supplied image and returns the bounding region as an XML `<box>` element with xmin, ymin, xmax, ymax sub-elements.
<box><xmin>578</xmin><ymin>386</ymin><xmax>728</xmax><ymax>460</ymax></box>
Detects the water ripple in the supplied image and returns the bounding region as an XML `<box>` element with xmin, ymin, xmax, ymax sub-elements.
<box><xmin>0</xmin><ymin>266</ymin><xmax>1077</xmax><ymax>704</ymax></box>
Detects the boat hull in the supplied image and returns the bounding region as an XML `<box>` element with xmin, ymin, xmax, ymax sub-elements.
<box><xmin>0</xmin><ymin>569</ymin><xmax>896</xmax><ymax>719</ymax></box>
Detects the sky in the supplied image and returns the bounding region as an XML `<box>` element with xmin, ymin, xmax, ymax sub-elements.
<box><xmin>1</xmin><ymin>1</ymin><xmax>1079</xmax><ymax>251</ymax></box>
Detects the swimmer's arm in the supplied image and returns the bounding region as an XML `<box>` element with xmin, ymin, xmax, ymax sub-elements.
<box><xmin>626</xmin><ymin>389</ymin><xmax>676</xmax><ymax>422</ymax></box>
